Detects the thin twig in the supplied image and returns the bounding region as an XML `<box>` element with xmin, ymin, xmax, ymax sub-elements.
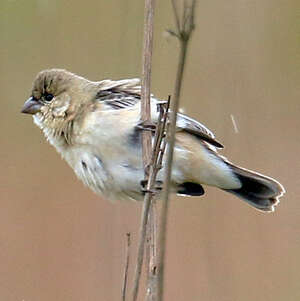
<box><xmin>171</xmin><ymin>0</ymin><xmax>181</xmax><ymax>33</ymax></box>
<box><xmin>156</xmin><ymin>1</ymin><xmax>196</xmax><ymax>300</ymax></box>
<box><xmin>122</xmin><ymin>233</ymin><xmax>131</xmax><ymax>301</ymax></box>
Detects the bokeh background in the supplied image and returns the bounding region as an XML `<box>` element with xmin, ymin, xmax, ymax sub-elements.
<box><xmin>1</xmin><ymin>0</ymin><xmax>299</xmax><ymax>300</ymax></box>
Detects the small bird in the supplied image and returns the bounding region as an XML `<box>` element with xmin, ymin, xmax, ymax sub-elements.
<box><xmin>21</xmin><ymin>69</ymin><xmax>285</xmax><ymax>212</ymax></box>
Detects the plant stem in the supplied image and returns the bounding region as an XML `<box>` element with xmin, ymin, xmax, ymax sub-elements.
<box><xmin>156</xmin><ymin>1</ymin><xmax>196</xmax><ymax>299</ymax></box>
<box><xmin>131</xmin><ymin>1</ymin><xmax>156</xmax><ymax>300</ymax></box>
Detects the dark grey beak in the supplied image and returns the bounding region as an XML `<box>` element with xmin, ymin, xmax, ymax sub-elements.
<box><xmin>21</xmin><ymin>97</ymin><xmax>42</xmax><ymax>115</ymax></box>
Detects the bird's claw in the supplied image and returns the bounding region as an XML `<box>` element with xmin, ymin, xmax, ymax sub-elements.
<box><xmin>156</xmin><ymin>100</ymin><xmax>168</xmax><ymax>109</ymax></box>
<box><xmin>136</xmin><ymin>121</ymin><xmax>157</xmax><ymax>132</ymax></box>
<box><xmin>140</xmin><ymin>179</ymin><xmax>163</xmax><ymax>194</ymax></box>
<box><xmin>156</xmin><ymin>100</ymin><xmax>168</xmax><ymax>105</ymax></box>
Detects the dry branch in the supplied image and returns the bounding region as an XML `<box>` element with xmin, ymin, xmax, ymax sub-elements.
<box><xmin>146</xmin><ymin>202</ymin><xmax>157</xmax><ymax>301</ymax></box>
<box><xmin>122</xmin><ymin>233</ymin><xmax>131</xmax><ymax>301</ymax></box>
<box><xmin>131</xmin><ymin>1</ymin><xmax>196</xmax><ymax>300</ymax></box>
<box><xmin>156</xmin><ymin>1</ymin><xmax>196</xmax><ymax>300</ymax></box>
<box><xmin>132</xmin><ymin>97</ymin><xmax>170</xmax><ymax>301</ymax></box>
<box><xmin>131</xmin><ymin>0</ymin><xmax>156</xmax><ymax>300</ymax></box>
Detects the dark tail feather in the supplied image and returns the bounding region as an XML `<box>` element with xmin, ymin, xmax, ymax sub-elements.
<box><xmin>223</xmin><ymin>163</ymin><xmax>285</xmax><ymax>212</ymax></box>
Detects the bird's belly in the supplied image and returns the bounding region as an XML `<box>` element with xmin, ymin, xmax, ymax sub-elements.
<box><xmin>63</xmin><ymin>143</ymin><xmax>186</xmax><ymax>202</ymax></box>
<box><xmin>63</xmin><ymin>146</ymin><xmax>146</xmax><ymax>201</ymax></box>
<box><xmin>62</xmin><ymin>139</ymin><xmax>236</xmax><ymax>202</ymax></box>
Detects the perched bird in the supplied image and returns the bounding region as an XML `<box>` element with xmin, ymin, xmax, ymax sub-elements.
<box><xmin>21</xmin><ymin>69</ymin><xmax>285</xmax><ymax>212</ymax></box>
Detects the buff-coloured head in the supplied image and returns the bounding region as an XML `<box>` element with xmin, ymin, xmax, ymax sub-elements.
<box><xmin>22</xmin><ymin>69</ymin><xmax>98</xmax><ymax>136</ymax></box>
<box><xmin>23</xmin><ymin>69</ymin><xmax>92</xmax><ymax>115</ymax></box>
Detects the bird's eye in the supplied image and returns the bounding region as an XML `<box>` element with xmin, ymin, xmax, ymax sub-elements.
<box><xmin>43</xmin><ymin>93</ymin><xmax>54</xmax><ymax>102</ymax></box>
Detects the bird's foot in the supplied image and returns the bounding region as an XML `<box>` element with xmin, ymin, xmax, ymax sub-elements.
<box><xmin>140</xmin><ymin>179</ymin><xmax>163</xmax><ymax>194</ymax></box>
<box><xmin>136</xmin><ymin>121</ymin><xmax>157</xmax><ymax>132</ymax></box>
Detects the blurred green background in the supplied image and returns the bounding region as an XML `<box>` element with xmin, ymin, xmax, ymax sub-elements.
<box><xmin>1</xmin><ymin>0</ymin><xmax>299</xmax><ymax>300</ymax></box>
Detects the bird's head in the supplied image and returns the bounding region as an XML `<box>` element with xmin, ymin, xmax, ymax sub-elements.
<box><xmin>21</xmin><ymin>69</ymin><xmax>96</xmax><ymax>144</ymax></box>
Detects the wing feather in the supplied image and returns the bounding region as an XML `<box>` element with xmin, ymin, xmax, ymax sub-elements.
<box><xmin>176</xmin><ymin>113</ymin><xmax>224</xmax><ymax>148</ymax></box>
<box><xmin>95</xmin><ymin>78</ymin><xmax>141</xmax><ymax>109</ymax></box>
<box><xmin>97</xmin><ymin>78</ymin><xmax>142</xmax><ymax>94</ymax></box>
<box><xmin>95</xmin><ymin>78</ymin><xmax>223</xmax><ymax>148</ymax></box>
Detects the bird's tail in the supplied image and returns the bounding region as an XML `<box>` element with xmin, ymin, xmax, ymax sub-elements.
<box><xmin>223</xmin><ymin>162</ymin><xmax>285</xmax><ymax>212</ymax></box>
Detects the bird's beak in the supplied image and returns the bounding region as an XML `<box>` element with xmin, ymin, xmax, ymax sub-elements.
<box><xmin>21</xmin><ymin>97</ymin><xmax>42</xmax><ymax>115</ymax></box>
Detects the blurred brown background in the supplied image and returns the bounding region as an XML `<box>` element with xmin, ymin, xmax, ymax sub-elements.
<box><xmin>1</xmin><ymin>0</ymin><xmax>299</xmax><ymax>300</ymax></box>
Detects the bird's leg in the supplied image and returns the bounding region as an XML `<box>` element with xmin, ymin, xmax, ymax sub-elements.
<box><xmin>136</xmin><ymin>120</ymin><xmax>157</xmax><ymax>132</ymax></box>
<box><xmin>155</xmin><ymin>100</ymin><xmax>169</xmax><ymax>106</ymax></box>
<box><xmin>140</xmin><ymin>179</ymin><xmax>163</xmax><ymax>194</ymax></box>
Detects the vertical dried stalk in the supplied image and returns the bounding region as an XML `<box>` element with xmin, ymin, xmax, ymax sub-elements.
<box><xmin>144</xmin><ymin>99</ymin><xmax>170</xmax><ymax>300</ymax></box>
<box><xmin>122</xmin><ymin>233</ymin><xmax>131</xmax><ymax>301</ymax></box>
<box><xmin>131</xmin><ymin>0</ymin><xmax>156</xmax><ymax>300</ymax></box>
<box><xmin>131</xmin><ymin>1</ymin><xmax>196</xmax><ymax>300</ymax></box>
<box><xmin>140</xmin><ymin>0</ymin><xmax>156</xmax><ymax>171</ymax></box>
<box><xmin>156</xmin><ymin>1</ymin><xmax>196</xmax><ymax>300</ymax></box>
<box><xmin>132</xmin><ymin>98</ymin><xmax>170</xmax><ymax>301</ymax></box>
<box><xmin>145</xmin><ymin>201</ymin><xmax>157</xmax><ymax>301</ymax></box>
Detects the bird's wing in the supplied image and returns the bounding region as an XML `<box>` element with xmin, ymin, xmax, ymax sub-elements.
<box><xmin>97</xmin><ymin>78</ymin><xmax>142</xmax><ymax>94</ymax></box>
<box><xmin>95</xmin><ymin>78</ymin><xmax>142</xmax><ymax>110</ymax></box>
<box><xmin>95</xmin><ymin>78</ymin><xmax>223</xmax><ymax>148</ymax></box>
<box><xmin>176</xmin><ymin>113</ymin><xmax>224</xmax><ymax>148</ymax></box>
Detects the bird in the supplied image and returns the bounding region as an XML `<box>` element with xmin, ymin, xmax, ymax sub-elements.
<box><xmin>21</xmin><ymin>69</ymin><xmax>285</xmax><ymax>212</ymax></box>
